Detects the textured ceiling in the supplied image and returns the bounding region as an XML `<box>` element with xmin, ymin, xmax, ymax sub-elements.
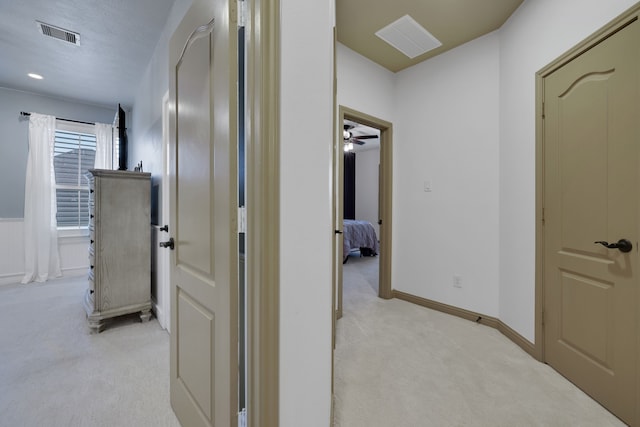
<box><xmin>0</xmin><ymin>0</ymin><xmax>524</xmax><ymax>110</ymax></box>
<box><xmin>0</xmin><ymin>0</ymin><xmax>175</xmax><ymax>109</ymax></box>
<box><xmin>337</xmin><ymin>0</ymin><xmax>524</xmax><ymax>72</ymax></box>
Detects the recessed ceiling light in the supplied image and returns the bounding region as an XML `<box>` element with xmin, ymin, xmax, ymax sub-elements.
<box><xmin>28</xmin><ymin>73</ymin><xmax>43</xmax><ymax>80</ymax></box>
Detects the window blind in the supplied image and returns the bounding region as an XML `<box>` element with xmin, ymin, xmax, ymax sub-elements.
<box><xmin>53</xmin><ymin>129</ymin><xmax>96</xmax><ymax>227</ymax></box>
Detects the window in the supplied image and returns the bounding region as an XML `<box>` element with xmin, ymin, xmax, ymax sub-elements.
<box><xmin>53</xmin><ymin>122</ymin><xmax>96</xmax><ymax>229</ymax></box>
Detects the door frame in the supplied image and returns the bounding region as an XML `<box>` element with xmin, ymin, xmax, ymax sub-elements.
<box><xmin>245</xmin><ymin>0</ymin><xmax>280</xmax><ymax>424</ymax></box>
<box><xmin>335</xmin><ymin>105</ymin><xmax>393</xmax><ymax>321</ymax></box>
<box><xmin>535</xmin><ymin>3</ymin><xmax>640</xmax><ymax>421</ymax></box>
<box><xmin>159</xmin><ymin>90</ymin><xmax>170</xmax><ymax>332</ymax></box>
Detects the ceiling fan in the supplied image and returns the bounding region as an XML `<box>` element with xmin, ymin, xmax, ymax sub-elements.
<box><xmin>343</xmin><ymin>123</ymin><xmax>378</xmax><ymax>146</ymax></box>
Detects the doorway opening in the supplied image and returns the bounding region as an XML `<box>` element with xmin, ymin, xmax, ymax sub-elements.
<box><xmin>341</xmin><ymin>118</ymin><xmax>381</xmax><ymax>302</ymax></box>
<box><xmin>334</xmin><ymin>106</ymin><xmax>393</xmax><ymax>322</ymax></box>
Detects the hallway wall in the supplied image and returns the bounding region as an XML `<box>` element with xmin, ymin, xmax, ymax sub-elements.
<box><xmin>337</xmin><ymin>0</ymin><xmax>640</xmax><ymax>343</ymax></box>
<box><xmin>498</xmin><ymin>0</ymin><xmax>638</xmax><ymax>341</ymax></box>
<box><xmin>279</xmin><ymin>0</ymin><xmax>335</xmax><ymax>424</ymax></box>
<box><xmin>393</xmin><ymin>32</ymin><xmax>501</xmax><ymax>317</ymax></box>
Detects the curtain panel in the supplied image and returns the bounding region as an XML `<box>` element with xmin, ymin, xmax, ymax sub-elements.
<box><xmin>22</xmin><ymin>113</ymin><xmax>62</xmax><ymax>283</ymax></box>
<box><xmin>94</xmin><ymin>122</ymin><xmax>113</xmax><ymax>169</ymax></box>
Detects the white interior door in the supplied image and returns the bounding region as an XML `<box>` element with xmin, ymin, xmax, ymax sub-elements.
<box><xmin>167</xmin><ymin>0</ymin><xmax>239</xmax><ymax>425</ymax></box>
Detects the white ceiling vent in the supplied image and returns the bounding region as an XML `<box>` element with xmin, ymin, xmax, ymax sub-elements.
<box><xmin>37</xmin><ymin>21</ymin><xmax>81</xmax><ymax>46</ymax></box>
<box><xmin>375</xmin><ymin>15</ymin><xmax>441</xmax><ymax>59</ymax></box>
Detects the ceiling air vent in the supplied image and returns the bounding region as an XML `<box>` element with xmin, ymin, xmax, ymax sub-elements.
<box><xmin>37</xmin><ymin>21</ymin><xmax>81</xmax><ymax>46</ymax></box>
<box><xmin>375</xmin><ymin>15</ymin><xmax>441</xmax><ymax>59</ymax></box>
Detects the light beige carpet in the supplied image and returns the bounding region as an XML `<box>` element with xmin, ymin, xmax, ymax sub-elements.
<box><xmin>0</xmin><ymin>275</ymin><xmax>180</xmax><ymax>427</ymax></box>
<box><xmin>1</xmin><ymin>261</ymin><xmax>627</xmax><ymax>427</ymax></box>
<box><xmin>333</xmin><ymin>254</ymin><xmax>625</xmax><ymax>427</ymax></box>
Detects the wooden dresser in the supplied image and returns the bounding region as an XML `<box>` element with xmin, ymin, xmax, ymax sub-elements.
<box><xmin>83</xmin><ymin>169</ymin><xmax>152</xmax><ymax>333</ymax></box>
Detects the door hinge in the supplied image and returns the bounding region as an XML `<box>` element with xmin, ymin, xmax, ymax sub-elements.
<box><xmin>238</xmin><ymin>0</ymin><xmax>247</xmax><ymax>27</ymax></box>
<box><xmin>238</xmin><ymin>206</ymin><xmax>246</xmax><ymax>233</ymax></box>
<box><xmin>542</xmin><ymin>101</ymin><xmax>545</xmax><ymax>119</ymax></box>
<box><xmin>541</xmin><ymin>309</ymin><xmax>545</xmax><ymax>326</ymax></box>
<box><xmin>238</xmin><ymin>408</ymin><xmax>247</xmax><ymax>427</ymax></box>
<box><xmin>541</xmin><ymin>207</ymin><xmax>545</xmax><ymax>225</ymax></box>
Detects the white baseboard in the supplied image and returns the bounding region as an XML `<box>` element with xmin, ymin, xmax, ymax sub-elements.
<box><xmin>152</xmin><ymin>301</ymin><xmax>167</xmax><ymax>331</ymax></box>
<box><xmin>0</xmin><ymin>273</ymin><xmax>23</xmax><ymax>286</ymax></box>
<box><xmin>0</xmin><ymin>268</ymin><xmax>86</xmax><ymax>287</ymax></box>
<box><xmin>1</xmin><ymin>218</ymin><xmax>90</xmax><ymax>286</ymax></box>
<box><xmin>62</xmin><ymin>266</ymin><xmax>88</xmax><ymax>277</ymax></box>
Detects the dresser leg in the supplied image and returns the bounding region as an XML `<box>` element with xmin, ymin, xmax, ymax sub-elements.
<box><xmin>88</xmin><ymin>318</ymin><xmax>105</xmax><ymax>334</ymax></box>
<box><xmin>140</xmin><ymin>309</ymin><xmax>152</xmax><ymax>323</ymax></box>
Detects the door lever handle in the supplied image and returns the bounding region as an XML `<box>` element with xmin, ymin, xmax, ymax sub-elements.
<box><xmin>335</xmin><ymin>230</ymin><xmax>343</xmax><ymax>234</ymax></box>
<box><xmin>594</xmin><ymin>239</ymin><xmax>632</xmax><ymax>253</ymax></box>
<box><xmin>159</xmin><ymin>237</ymin><xmax>175</xmax><ymax>250</ymax></box>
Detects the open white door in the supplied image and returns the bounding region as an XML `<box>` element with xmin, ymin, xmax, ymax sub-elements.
<box><xmin>166</xmin><ymin>0</ymin><xmax>239</xmax><ymax>424</ymax></box>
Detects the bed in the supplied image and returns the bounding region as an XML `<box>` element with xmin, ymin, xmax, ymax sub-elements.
<box><xmin>343</xmin><ymin>219</ymin><xmax>379</xmax><ymax>262</ymax></box>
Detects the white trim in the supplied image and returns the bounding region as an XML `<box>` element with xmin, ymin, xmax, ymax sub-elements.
<box><xmin>152</xmin><ymin>301</ymin><xmax>166</xmax><ymax>328</ymax></box>
<box><xmin>61</xmin><ymin>266</ymin><xmax>87</xmax><ymax>277</ymax></box>
<box><xmin>55</xmin><ymin>120</ymin><xmax>94</xmax><ymax>134</ymax></box>
<box><xmin>0</xmin><ymin>268</ymin><xmax>86</xmax><ymax>286</ymax></box>
<box><xmin>0</xmin><ymin>218</ymin><xmax>89</xmax><ymax>285</ymax></box>
<box><xmin>159</xmin><ymin>90</ymin><xmax>171</xmax><ymax>332</ymax></box>
<box><xmin>58</xmin><ymin>228</ymin><xmax>90</xmax><ymax>239</ymax></box>
<box><xmin>0</xmin><ymin>273</ymin><xmax>24</xmax><ymax>286</ymax></box>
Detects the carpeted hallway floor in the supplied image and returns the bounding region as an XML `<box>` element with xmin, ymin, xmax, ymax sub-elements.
<box><xmin>332</xmin><ymin>253</ymin><xmax>625</xmax><ymax>427</ymax></box>
<box><xmin>0</xmin><ymin>259</ymin><xmax>627</xmax><ymax>427</ymax></box>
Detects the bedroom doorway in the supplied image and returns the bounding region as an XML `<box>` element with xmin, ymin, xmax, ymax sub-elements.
<box><xmin>333</xmin><ymin>106</ymin><xmax>393</xmax><ymax>322</ymax></box>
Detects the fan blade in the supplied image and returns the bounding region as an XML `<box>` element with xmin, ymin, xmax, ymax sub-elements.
<box><xmin>344</xmin><ymin>124</ymin><xmax>355</xmax><ymax>131</ymax></box>
<box><xmin>352</xmin><ymin>139</ymin><xmax>366</xmax><ymax>145</ymax></box>
<box><xmin>352</xmin><ymin>134</ymin><xmax>378</xmax><ymax>140</ymax></box>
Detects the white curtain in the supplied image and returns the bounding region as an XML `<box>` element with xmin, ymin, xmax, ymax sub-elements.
<box><xmin>94</xmin><ymin>122</ymin><xmax>113</xmax><ymax>169</ymax></box>
<box><xmin>22</xmin><ymin>113</ymin><xmax>62</xmax><ymax>284</ymax></box>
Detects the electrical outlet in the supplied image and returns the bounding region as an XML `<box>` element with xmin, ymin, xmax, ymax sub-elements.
<box><xmin>453</xmin><ymin>275</ymin><xmax>462</xmax><ymax>288</ymax></box>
